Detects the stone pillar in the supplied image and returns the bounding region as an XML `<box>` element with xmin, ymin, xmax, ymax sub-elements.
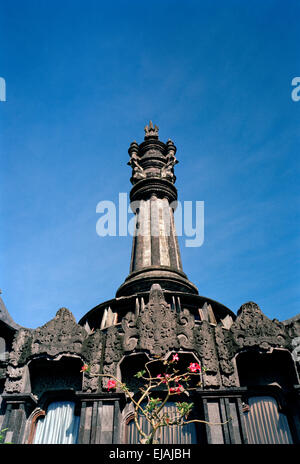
<box><xmin>1</xmin><ymin>394</ymin><xmax>37</xmax><ymax>444</ymax></box>
<box><xmin>116</xmin><ymin>123</ymin><xmax>198</xmax><ymax>297</ymax></box>
<box><xmin>201</xmin><ymin>389</ymin><xmax>248</xmax><ymax>444</ymax></box>
<box><xmin>76</xmin><ymin>393</ymin><xmax>124</xmax><ymax>444</ymax></box>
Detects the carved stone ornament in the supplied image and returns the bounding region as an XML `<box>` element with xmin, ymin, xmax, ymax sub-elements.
<box><xmin>121</xmin><ymin>311</ymin><xmax>138</xmax><ymax>352</ymax></box>
<box><xmin>128</xmin><ymin>153</ymin><xmax>146</xmax><ymax>183</ymax></box>
<box><xmin>215</xmin><ymin>324</ymin><xmax>239</xmax><ymax>387</ymax></box>
<box><xmin>31</xmin><ymin>308</ymin><xmax>88</xmax><ymax>359</ymax></box>
<box><xmin>102</xmin><ymin>326</ymin><xmax>124</xmax><ymax>390</ymax></box>
<box><xmin>144</xmin><ymin>120</ymin><xmax>159</xmax><ymax>138</ymax></box>
<box><xmin>81</xmin><ymin>329</ymin><xmax>104</xmax><ymax>392</ymax></box>
<box><xmin>136</xmin><ymin>284</ymin><xmax>179</xmax><ymax>356</ymax></box>
<box><xmin>193</xmin><ymin>321</ymin><xmax>221</xmax><ymax>388</ymax></box>
<box><xmin>160</xmin><ymin>150</ymin><xmax>178</xmax><ymax>182</ymax></box>
<box><xmin>230</xmin><ymin>301</ymin><xmax>290</xmax><ymax>351</ymax></box>
<box><xmin>177</xmin><ymin>308</ymin><xmax>195</xmax><ymax>350</ymax></box>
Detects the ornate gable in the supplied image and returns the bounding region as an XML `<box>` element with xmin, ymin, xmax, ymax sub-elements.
<box><xmin>31</xmin><ymin>307</ymin><xmax>88</xmax><ymax>359</ymax></box>
<box><xmin>230</xmin><ymin>301</ymin><xmax>290</xmax><ymax>351</ymax></box>
<box><xmin>136</xmin><ymin>284</ymin><xmax>179</xmax><ymax>356</ymax></box>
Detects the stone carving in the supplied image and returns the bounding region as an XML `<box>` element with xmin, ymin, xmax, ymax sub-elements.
<box><xmin>128</xmin><ymin>153</ymin><xmax>146</xmax><ymax>183</ymax></box>
<box><xmin>4</xmin><ymin>328</ymin><xmax>33</xmax><ymax>393</ymax></box>
<box><xmin>9</xmin><ymin>328</ymin><xmax>33</xmax><ymax>366</ymax></box>
<box><xmin>283</xmin><ymin>315</ymin><xmax>300</xmax><ymax>353</ymax></box>
<box><xmin>215</xmin><ymin>324</ymin><xmax>239</xmax><ymax>387</ymax></box>
<box><xmin>81</xmin><ymin>329</ymin><xmax>104</xmax><ymax>392</ymax></box>
<box><xmin>137</xmin><ymin>284</ymin><xmax>178</xmax><ymax>356</ymax></box>
<box><xmin>4</xmin><ymin>365</ymin><xmax>30</xmax><ymax>394</ymax></box>
<box><xmin>193</xmin><ymin>321</ymin><xmax>221</xmax><ymax>388</ymax></box>
<box><xmin>291</xmin><ymin>337</ymin><xmax>300</xmax><ymax>363</ymax></box>
<box><xmin>230</xmin><ymin>302</ymin><xmax>290</xmax><ymax>351</ymax></box>
<box><xmin>144</xmin><ymin>120</ymin><xmax>159</xmax><ymax>138</ymax></box>
<box><xmin>161</xmin><ymin>147</ymin><xmax>178</xmax><ymax>182</ymax></box>
<box><xmin>121</xmin><ymin>312</ymin><xmax>138</xmax><ymax>352</ymax></box>
<box><xmin>31</xmin><ymin>308</ymin><xmax>87</xmax><ymax>359</ymax></box>
<box><xmin>177</xmin><ymin>308</ymin><xmax>195</xmax><ymax>350</ymax></box>
<box><xmin>102</xmin><ymin>326</ymin><xmax>124</xmax><ymax>390</ymax></box>
<box><xmin>4</xmin><ymin>308</ymin><xmax>94</xmax><ymax>394</ymax></box>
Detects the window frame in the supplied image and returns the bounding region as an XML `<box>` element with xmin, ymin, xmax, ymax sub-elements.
<box><xmin>28</xmin><ymin>390</ymin><xmax>80</xmax><ymax>445</ymax></box>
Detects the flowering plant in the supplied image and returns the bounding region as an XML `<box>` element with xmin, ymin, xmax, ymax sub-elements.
<box><xmin>188</xmin><ymin>362</ymin><xmax>201</xmax><ymax>373</ymax></box>
<box><xmin>80</xmin><ymin>353</ymin><xmax>229</xmax><ymax>444</ymax></box>
<box><xmin>80</xmin><ymin>363</ymin><xmax>90</xmax><ymax>373</ymax></box>
<box><xmin>107</xmin><ymin>379</ymin><xmax>117</xmax><ymax>391</ymax></box>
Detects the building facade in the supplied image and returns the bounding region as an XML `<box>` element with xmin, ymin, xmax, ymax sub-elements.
<box><xmin>0</xmin><ymin>123</ymin><xmax>299</xmax><ymax>444</ymax></box>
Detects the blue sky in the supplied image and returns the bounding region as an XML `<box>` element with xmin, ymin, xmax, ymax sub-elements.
<box><xmin>1</xmin><ymin>0</ymin><xmax>299</xmax><ymax>328</ymax></box>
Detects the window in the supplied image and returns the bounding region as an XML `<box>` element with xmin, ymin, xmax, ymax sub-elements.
<box><xmin>126</xmin><ymin>402</ymin><xmax>197</xmax><ymax>444</ymax></box>
<box><xmin>33</xmin><ymin>401</ymin><xmax>80</xmax><ymax>444</ymax></box>
<box><xmin>243</xmin><ymin>396</ymin><xmax>293</xmax><ymax>444</ymax></box>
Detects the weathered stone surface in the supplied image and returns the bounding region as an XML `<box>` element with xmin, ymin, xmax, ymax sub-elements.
<box><xmin>81</xmin><ymin>329</ymin><xmax>104</xmax><ymax>392</ymax></box>
<box><xmin>136</xmin><ymin>284</ymin><xmax>179</xmax><ymax>356</ymax></box>
<box><xmin>121</xmin><ymin>312</ymin><xmax>138</xmax><ymax>352</ymax></box>
<box><xmin>4</xmin><ymin>365</ymin><xmax>30</xmax><ymax>394</ymax></box>
<box><xmin>230</xmin><ymin>302</ymin><xmax>290</xmax><ymax>351</ymax></box>
<box><xmin>9</xmin><ymin>328</ymin><xmax>33</xmax><ymax>367</ymax></box>
<box><xmin>177</xmin><ymin>308</ymin><xmax>195</xmax><ymax>350</ymax></box>
<box><xmin>31</xmin><ymin>308</ymin><xmax>87</xmax><ymax>358</ymax></box>
<box><xmin>102</xmin><ymin>326</ymin><xmax>124</xmax><ymax>390</ymax></box>
<box><xmin>193</xmin><ymin>321</ymin><xmax>221</xmax><ymax>388</ymax></box>
<box><xmin>215</xmin><ymin>324</ymin><xmax>239</xmax><ymax>387</ymax></box>
<box><xmin>4</xmin><ymin>308</ymin><xmax>98</xmax><ymax>394</ymax></box>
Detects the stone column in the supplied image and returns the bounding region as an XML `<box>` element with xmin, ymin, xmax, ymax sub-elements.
<box><xmin>76</xmin><ymin>393</ymin><xmax>124</xmax><ymax>444</ymax></box>
<box><xmin>116</xmin><ymin>123</ymin><xmax>198</xmax><ymax>297</ymax></box>
<box><xmin>1</xmin><ymin>393</ymin><xmax>37</xmax><ymax>444</ymax></box>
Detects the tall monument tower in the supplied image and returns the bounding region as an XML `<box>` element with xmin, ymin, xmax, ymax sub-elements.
<box><xmin>117</xmin><ymin>121</ymin><xmax>198</xmax><ymax>297</ymax></box>
<box><xmin>0</xmin><ymin>123</ymin><xmax>299</xmax><ymax>445</ymax></box>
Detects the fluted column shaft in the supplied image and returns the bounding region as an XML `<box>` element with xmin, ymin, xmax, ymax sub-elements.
<box><xmin>130</xmin><ymin>196</ymin><xmax>183</xmax><ymax>273</ymax></box>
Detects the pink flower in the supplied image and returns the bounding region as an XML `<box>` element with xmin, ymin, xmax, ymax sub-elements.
<box><xmin>188</xmin><ymin>362</ymin><xmax>201</xmax><ymax>373</ymax></box>
<box><xmin>170</xmin><ymin>384</ymin><xmax>183</xmax><ymax>394</ymax></box>
<box><xmin>80</xmin><ymin>364</ymin><xmax>89</xmax><ymax>372</ymax></box>
<box><xmin>107</xmin><ymin>379</ymin><xmax>117</xmax><ymax>391</ymax></box>
<box><xmin>157</xmin><ymin>374</ymin><xmax>170</xmax><ymax>383</ymax></box>
<box><xmin>157</xmin><ymin>374</ymin><xmax>170</xmax><ymax>384</ymax></box>
<box><xmin>172</xmin><ymin>353</ymin><xmax>179</xmax><ymax>362</ymax></box>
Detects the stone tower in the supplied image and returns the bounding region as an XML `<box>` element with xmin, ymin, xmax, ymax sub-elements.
<box><xmin>117</xmin><ymin>121</ymin><xmax>198</xmax><ymax>297</ymax></box>
<box><xmin>0</xmin><ymin>124</ymin><xmax>299</xmax><ymax>445</ymax></box>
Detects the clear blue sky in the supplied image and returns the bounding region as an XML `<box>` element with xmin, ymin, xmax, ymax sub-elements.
<box><xmin>1</xmin><ymin>0</ymin><xmax>299</xmax><ymax>328</ymax></box>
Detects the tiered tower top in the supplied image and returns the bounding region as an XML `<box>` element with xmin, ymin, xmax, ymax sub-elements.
<box><xmin>116</xmin><ymin>123</ymin><xmax>198</xmax><ymax>297</ymax></box>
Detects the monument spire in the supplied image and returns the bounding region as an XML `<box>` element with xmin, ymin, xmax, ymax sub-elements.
<box><xmin>116</xmin><ymin>123</ymin><xmax>198</xmax><ymax>297</ymax></box>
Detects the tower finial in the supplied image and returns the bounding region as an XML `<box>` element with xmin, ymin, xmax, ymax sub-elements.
<box><xmin>144</xmin><ymin>121</ymin><xmax>159</xmax><ymax>138</ymax></box>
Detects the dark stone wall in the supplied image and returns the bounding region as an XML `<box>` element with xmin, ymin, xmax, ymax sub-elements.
<box><xmin>0</xmin><ymin>287</ymin><xmax>299</xmax><ymax>444</ymax></box>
